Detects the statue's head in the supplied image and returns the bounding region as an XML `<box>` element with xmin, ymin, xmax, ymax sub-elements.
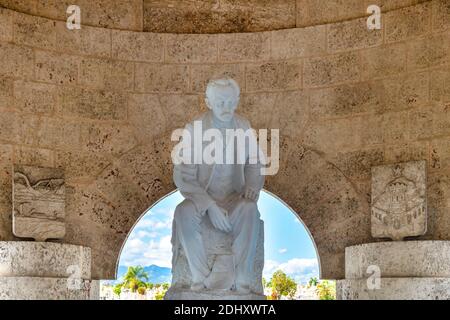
<box><xmin>205</xmin><ymin>77</ymin><xmax>240</xmax><ymax>122</ymax></box>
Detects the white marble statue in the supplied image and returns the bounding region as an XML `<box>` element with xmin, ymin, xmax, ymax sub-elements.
<box><xmin>170</xmin><ymin>78</ymin><xmax>265</xmax><ymax>296</ymax></box>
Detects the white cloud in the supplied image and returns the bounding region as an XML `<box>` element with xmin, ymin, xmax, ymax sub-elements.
<box><xmin>135</xmin><ymin>230</ymin><xmax>159</xmax><ymax>239</ymax></box>
<box><xmin>278</xmin><ymin>248</ymin><xmax>288</xmax><ymax>254</ymax></box>
<box><xmin>151</xmin><ymin>207</ymin><xmax>175</xmax><ymax>218</ymax></box>
<box><xmin>134</xmin><ymin>219</ymin><xmax>172</xmax><ymax>231</ymax></box>
<box><xmin>120</xmin><ymin>234</ymin><xmax>173</xmax><ymax>268</ymax></box>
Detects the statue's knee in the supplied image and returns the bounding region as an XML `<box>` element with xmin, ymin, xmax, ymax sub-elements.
<box><xmin>240</xmin><ymin>199</ymin><xmax>259</xmax><ymax>218</ymax></box>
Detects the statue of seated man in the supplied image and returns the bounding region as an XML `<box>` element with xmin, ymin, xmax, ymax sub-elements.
<box><xmin>171</xmin><ymin>77</ymin><xmax>264</xmax><ymax>294</ymax></box>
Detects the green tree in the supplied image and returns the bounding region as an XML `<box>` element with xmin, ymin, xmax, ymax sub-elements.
<box><xmin>308</xmin><ymin>277</ymin><xmax>319</xmax><ymax>288</ymax></box>
<box><xmin>123</xmin><ymin>266</ymin><xmax>149</xmax><ymax>292</ymax></box>
<box><xmin>162</xmin><ymin>283</ymin><xmax>170</xmax><ymax>290</ymax></box>
<box><xmin>146</xmin><ymin>283</ymin><xmax>154</xmax><ymax>290</ymax></box>
<box><xmin>154</xmin><ymin>291</ymin><xmax>165</xmax><ymax>300</ymax></box>
<box><xmin>113</xmin><ymin>283</ymin><xmax>122</xmax><ymax>296</ymax></box>
<box><xmin>316</xmin><ymin>280</ymin><xmax>336</xmax><ymax>300</ymax></box>
<box><xmin>137</xmin><ymin>287</ymin><xmax>146</xmax><ymax>295</ymax></box>
<box><xmin>270</xmin><ymin>270</ymin><xmax>297</xmax><ymax>300</ymax></box>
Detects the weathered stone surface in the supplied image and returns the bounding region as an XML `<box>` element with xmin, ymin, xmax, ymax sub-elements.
<box><xmin>112</xmin><ymin>30</ymin><xmax>163</xmax><ymax>62</ymax></box>
<box><xmin>80</xmin><ymin>122</ymin><xmax>137</xmax><ymax>156</ymax></box>
<box><xmin>218</xmin><ymin>32</ymin><xmax>270</xmax><ymax>62</ymax></box>
<box><xmin>304</xmin><ymin>52</ymin><xmax>360</xmax><ymax>88</ymax></box>
<box><xmin>240</xmin><ymin>93</ymin><xmax>277</xmax><ymax>130</ymax></box>
<box><xmin>117</xmin><ymin>143</ymin><xmax>174</xmax><ymax>202</ymax></box>
<box><xmin>337</xmin><ymin>277</ymin><xmax>450</xmax><ymax>300</ymax></box>
<box><xmin>271</xmin><ymin>25</ymin><xmax>326</xmax><ymax>59</ymax></box>
<box><xmin>34</xmin><ymin>0</ymin><xmax>143</xmax><ymax>31</ymax></box>
<box><xmin>159</xmin><ymin>94</ymin><xmax>204</xmax><ymax>131</ymax></box>
<box><xmin>433</xmin><ymin>0</ymin><xmax>450</xmax><ymax>31</ymax></box>
<box><xmin>34</xmin><ymin>117</ymin><xmax>82</xmax><ymax>150</ymax></box>
<box><xmin>303</xmin><ymin>117</ymin><xmax>362</xmax><ymax>153</ymax></box>
<box><xmin>327</xmin><ymin>17</ymin><xmax>383</xmax><ymax>53</ymax></box>
<box><xmin>362</xmin><ymin>0</ymin><xmax>431</xmax><ymax>13</ymax></box>
<box><xmin>135</xmin><ymin>63</ymin><xmax>189</xmax><ymax>93</ymax></box>
<box><xmin>34</xmin><ymin>50</ymin><xmax>78</xmax><ymax>85</ymax></box>
<box><xmin>13</xmin><ymin>146</ymin><xmax>53</xmax><ymax>168</ymax></box>
<box><xmin>246</xmin><ymin>60</ymin><xmax>302</xmax><ymax>92</ymax></box>
<box><xmin>345</xmin><ymin>241</ymin><xmax>450</xmax><ymax>279</ymax></box>
<box><xmin>310</xmin><ymin>82</ymin><xmax>383</xmax><ymax>120</ymax></box>
<box><xmin>54</xmin><ymin>150</ymin><xmax>111</xmax><ymax>181</ymax></box>
<box><xmin>271</xmin><ymin>90</ymin><xmax>309</xmax><ymax>137</ymax></box>
<box><xmin>13</xmin><ymin>12</ymin><xmax>56</xmax><ymax>50</ymax></box>
<box><xmin>385</xmin><ymin>141</ymin><xmax>429</xmax><ymax>166</ymax></box>
<box><xmin>371</xmin><ymin>160</ymin><xmax>427</xmax><ymax>240</ymax></box>
<box><xmin>410</xmin><ymin>102</ymin><xmax>450</xmax><ymax>140</ymax></box>
<box><xmin>430</xmin><ymin>138</ymin><xmax>450</xmax><ymax>171</ymax></box>
<box><xmin>13</xmin><ymin>81</ymin><xmax>57</xmax><ymax>115</ymax></box>
<box><xmin>128</xmin><ymin>93</ymin><xmax>167</xmax><ymax>143</ymax></box>
<box><xmin>0</xmin><ymin>8</ymin><xmax>13</xmax><ymax>42</ymax></box>
<box><xmin>0</xmin><ymin>241</ymin><xmax>90</xmax><ymax>279</ymax></box>
<box><xmin>407</xmin><ymin>32</ymin><xmax>450</xmax><ymax>70</ymax></box>
<box><xmin>296</xmin><ymin>0</ymin><xmax>363</xmax><ymax>28</ymax></box>
<box><xmin>58</xmin><ymin>86</ymin><xmax>127</xmax><ymax>121</ymax></box>
<box><xmin>431</xmin><ymin>68</ymin><xmax>450</xmax><ymax>102</ymax></box>
<box><xmin>144</xmin><ymin>0</ymin><xmax>295</xmax><ymax>33</ymax></box>
<box><xmin>55</xmin><ymin>22</ymin><xmax>111</xmax><ymax>58</ymax></box>
<box><xmin>380</xmin><ymin>72</ymin><xmax>429</xmax><ymax>111</ymax></box>
<box><xmin>79</xmin><ymin>58</ymin><xmax>134</xmax><ymax>92</ymax></box>
<box><xmin>0</xmin><ymin>42</ymin><xmax>33</xmax><ymax>78</ymax></box>
<box><xmin>360</xmin><ymin>43</ymin><xmax>407</xmax><ymax>80</ymax></box>
<box><xmin>0</xmin><ymin>276</ymin><xmax>97</xmax><ymax>300</ymax></box>
<box><xmin>166</xmin><ymin>34</ymin><xmax>217</xmax><ymax>63</ymax></box>
<box><xmin>385</xmin><ymin>2</ymin><xmax>432</xmax><ymax>42</ymax></box>
<box><xmin>330</xmin><ymin>148</ymin><xmax>385</xmax><ymax>181</ymax></box>
<box><xmin>0</xmin><ymin>76</ymin><xmax>13</xmax><ymax>110</ymax></box>
<box><xmin>13</xmin><ymin>165</ymin><xmax>65</xmax><ymax>241</ymax></box>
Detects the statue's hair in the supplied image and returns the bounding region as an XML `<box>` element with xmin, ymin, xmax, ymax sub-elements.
<box><xmin>205</xmin><ymin>77</ymin><xmax>240</xmax><ymax>101</ymax></box>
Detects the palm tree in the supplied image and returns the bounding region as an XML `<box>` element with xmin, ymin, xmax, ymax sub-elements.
<box><xmin>123</xmin><ymin>266</ymin><xmax>149</xmax><ymax>292</ymax></box>
<box><xmin>308</xmin><ymin>277</ymin><xmax>319</xmax><ymax>288</ymax></box>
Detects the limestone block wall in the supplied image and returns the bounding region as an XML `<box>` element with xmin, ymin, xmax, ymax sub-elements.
<box><xmin>0</xmin><ymin>1</ymin><xmax>448</xmax><ymax>280</ymax></box>
<box><xmin>0</xmin><ymin>0</ymin><xmax>442</xmax><ymax>33</ymax></box>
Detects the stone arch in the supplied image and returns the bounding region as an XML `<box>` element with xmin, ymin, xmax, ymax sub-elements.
<box><xmin>113</xmin><ymin>188</ymin><xmax>325</xmax><ymax>282</ymax></box>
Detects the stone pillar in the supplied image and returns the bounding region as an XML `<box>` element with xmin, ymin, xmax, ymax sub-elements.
<box><xmin>0</xmin><ymin>242</ymin><xmax>98</xmax><ymax>300</ymax></box>
<box><xmin>337</xmin><ymin>241</ymin><xmax>450</xmax><ymax>300</ymax></box>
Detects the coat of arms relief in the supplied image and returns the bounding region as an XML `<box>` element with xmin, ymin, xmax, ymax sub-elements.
<box><xmin>371</xmin><ymin>160</ymin><xmax>427</xmax><ymax>241</ymax></box>
<box><xmin>12</xmin><ymin>165</ymin><xmax>65</xmax><ymax>242</ymax></box>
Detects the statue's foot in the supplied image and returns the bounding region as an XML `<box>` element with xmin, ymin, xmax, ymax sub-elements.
<box><xmin>191</xmin><ymin>282</ymin><xmax>206</xmax><ymax>292</ymax></box>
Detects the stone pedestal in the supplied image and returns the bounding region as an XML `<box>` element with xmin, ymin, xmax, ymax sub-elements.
<box><xmin>165</xmin><ymin>215</ymin><xmax>265</xmax><ymax>300</ymax></box>
<box><xmin>337</xmin><ymin>241</ymin><xmax>450</xmax><ymax>300</ymax></box>
<box><xmin>0</xmin><ymin>241</ymin><xmax>98</xmax><ymax>300</ymax></box>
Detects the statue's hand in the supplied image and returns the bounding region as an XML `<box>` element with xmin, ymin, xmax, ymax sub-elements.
<box><xmin>243</xmin><ymin>187</ymin><xmax>259</xmax><ymax>202</ymax></box>
<box><xmin>207</xmin><ymin>204</ymin><xmax>232</xmax><ymax>233</ymax></box>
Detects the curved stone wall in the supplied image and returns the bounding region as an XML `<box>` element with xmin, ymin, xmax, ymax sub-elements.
<box><xmin>0</xmin><ymin>1</ymin><xmax>448</xmax><ymax>280</ymax></box>
<box><xmin>0</xmin><ymin>0</ymin><xmax>442</xmax><ymax>33</ymax></box>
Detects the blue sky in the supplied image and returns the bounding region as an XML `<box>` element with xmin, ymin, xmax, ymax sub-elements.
<box><xmin>119</xmin><ymin>190</ymin><xmax>319</xmax><ymax>284</ymax></box>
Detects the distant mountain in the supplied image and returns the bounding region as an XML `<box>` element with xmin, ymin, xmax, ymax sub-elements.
<box><xmin>107</xmin><ymin>265</ymin><xmax>172</xmax><ymax>285</ymax></box>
